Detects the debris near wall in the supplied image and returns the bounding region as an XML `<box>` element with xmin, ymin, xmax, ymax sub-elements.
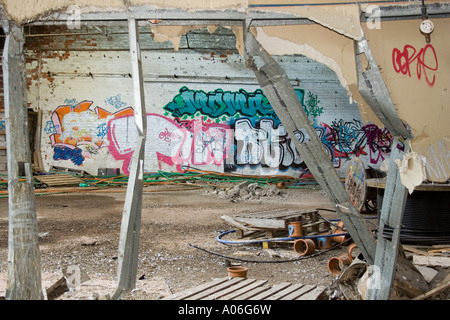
<box><xmin>334</xmin><ymin>244</ymin><xmax>450</xmax><ymax>300</ymax></box>
<box><xmin>208</xmin><ymin>181</ymin><xmax>288</xmax><ymax>201</ymax></box>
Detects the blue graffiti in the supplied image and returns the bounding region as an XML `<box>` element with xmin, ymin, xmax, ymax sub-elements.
<box><xmin>0</xmin><ymin>120</ymin><xmax>5</xmax><ymax>131</ymax></box>
<box><xmin>96</xmin><ymin>123</ymin><xmax>109</xmax><ymax>139</ymax></box>
<box><xmin>53</xmin><ymin>146</ymin><xmax>84</xmax><ymax>166</ymax></box>
<box><xmin>44</xmin><ymin>120</ymin><xmax>59</xmax><ymax>134</ymax></box>
<box><xmin>164</xmin><ymin>86</ymin><xmax>305</xmax><ymax>119</ymax></box>
<box><xmin>105</xmin><ymin>94</ymin><xmax>127</xmax><ymax>109</ymax></box>
<box><xmin>64</xmin><ymin>98</ymin><xmax>78</xmax><ymax>107</ymax></box>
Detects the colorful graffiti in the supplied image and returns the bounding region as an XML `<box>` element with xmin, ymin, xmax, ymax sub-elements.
<box><xmin>163</xmin><ymin>87</ymin><xmax>393</xmax><ymax>174</ymax></box>
<box><xmin>163</xmin><ymin>86</ymin><xmax>304</xmax><ymax>119</ymax></box>
<box><xmin>229</xmin><ymin>117</ymin><xmax>393</xmax><ymax>174</ymax></box>
<box><xmin>107</xmin><ymin>114</ymin><xmax>233</xmax><ymax>173</ymax></box>
<box><xmin>46</xmin><ymin>87</ymin><xmax>394</xmax><ymax>176</ymax></box>
<box><xmin>47</xmin><ymin>100</ymin><xmax>133</xmax><ymax>166</ymax></box>
<box><xmin>321</xmin><ymin>120</ymin><xmax>393</xmax><ymax>167</ymax></box>
<box><xmin>304</xmin><ymin>91</ymin><xmax>323</xmax><ymax>120</ymax></box>
<box><xmin>392</xmin><ymin>44</ymin><xmax>438</xmax><ymax>86</ymax></box>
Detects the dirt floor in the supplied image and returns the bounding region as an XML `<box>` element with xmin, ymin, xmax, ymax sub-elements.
<box><xmin>0</xmin><ymin>181</ymin><xmax>371</xmax><ymax>300</ymax></box>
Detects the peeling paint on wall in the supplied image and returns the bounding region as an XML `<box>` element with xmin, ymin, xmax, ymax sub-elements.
<box><xmin>395</xmin><ymin>151</ymin><xmax>427</xmax><ymax>194</ymax></box>
<box><xmin>249</xmin><ymin>18</ymin><xmax>450</xmax><ymax>184</ymax></box>
<box><xmin>18</xmin><ymin>8</ymin><xmax>449</xmax><ymax>185</ymax></box>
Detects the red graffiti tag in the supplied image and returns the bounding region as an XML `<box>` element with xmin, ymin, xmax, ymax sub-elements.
<box><xmin>392</xmin><ymin>44</ymin><xmax>438</xmax><ymax>86</ymax></box>
<box><xmin>159</xmin><ymin>127</ymin><xmax>181</xmax><ymax>142</ymax></box>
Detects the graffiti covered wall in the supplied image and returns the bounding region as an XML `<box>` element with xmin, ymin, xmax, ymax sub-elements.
<box><xmin>25</xmin><ymin>25</ymin><xmax>393</xmax><ymax>178</ymax></box>
<box><xmin>39</xmin><ymin>86</ymin><xmax>392</xmax><ymax>178</ymax></box>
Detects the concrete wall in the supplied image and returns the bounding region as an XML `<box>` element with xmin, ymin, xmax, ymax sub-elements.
<box><xmin>23</xmin><ymin>25</ymin><xmax>392</xmax><ymax>178</ymax></box>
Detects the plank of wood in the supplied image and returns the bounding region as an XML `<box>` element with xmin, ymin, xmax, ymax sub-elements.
<box><xmin>429</xmin><ymin>269</ymin><xmax>450</xmax><ymax>289</ymax></box>
<box><xmin>162</xmin><ymin>277</ymin><xmax>230</xmax><ymax>300</ymax></box>
<box><xmin>297</xmin><ymin>286</ymin><xmax>326</xmax><ymax>300</ymax></box>
<box><xmin>230</xmin><ymin>283</ymin><xmax>271</xmax><ymax>300</ymax></box>
<box><xmin>234</xmin><ymin>217</ymin><xmax>286</xmax><ymax>229</ymax></box>
<box><xmin>218</xmin><ymin>279</ymin><xmax>268</xmax><ymax>300</ymax></box>
<box><xmin>403</xmin><ymin>245</ymin><xmax>429</xmax><ymax>256</ymax></box>
<box><xmin>412</xmin><ymin>281</ymin><xmax>450</xmax><ymax>300</ymax></box>
<box><xmin>186</xmin><ymin>277</ymin><xmax>245</xmax><ymax>300</ymax></box>
<box><xmin>428</xmin><ymin>248</ymin><xmax>450</xmax><ymax>255</ymax></box>
<box><xmin>249</xmin><ymin>282</ymin><xmax>292</xmax><ymax>300</ymax></box>
<box><xmin>221</xmin><ymin>215</ymin><xmax>251</xmax><ymax>232</ymax></box>
<box><xmin>34</xmin><ymin>174</ymin><xmax>83</xmax><ymax>187</ymax></box>
<box><xmin>237</xmin><ymin>209</ymin><xmax>300</xmax><ymax>218</ymax></box>
<box><xmin>237</xmin><ymin>209</ymin><xmax>317</xmax><ymax>220</ymax></box>
<box><xmin>205</xmin><ymin>279</ymin><xmax>257</xmax><ymax>300</ymax></box>
<box><xmin>281</xmin><ymin>284</ymin><xmax>316</xmax><ymax>300</ymax></box>
<box><xmin>266</xmin><ymin>283</ymin><xmax>305</xmax><ymax>300</ymax></box>
<box><xmin>413</xmin><ymin>255</ymin><xmax>450</xmax><ymax>268</ymax></box>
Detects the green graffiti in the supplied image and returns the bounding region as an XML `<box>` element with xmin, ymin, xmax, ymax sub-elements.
<box><xmin>163</xmin><ymin>86</ymin><xmax>305</xmax><ymax>119</ymax></box>
<box><xmin>304</xmin><ymin>91</ymin><xmax>323</xmax><ymax>120</ymax></box>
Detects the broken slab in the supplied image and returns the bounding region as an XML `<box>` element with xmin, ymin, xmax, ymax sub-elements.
<box><xmin>413</xmin><ymin>256</ymin><xmax>450</xmax><ymax>268</ymax></box>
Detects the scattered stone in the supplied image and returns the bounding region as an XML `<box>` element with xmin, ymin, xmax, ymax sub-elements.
<box><xmin>212</xmin><ymin>181</ymin><xmax>287</xmax><ymax>201</ymax></box>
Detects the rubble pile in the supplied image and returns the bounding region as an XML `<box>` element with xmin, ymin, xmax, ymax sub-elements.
<box><xmin>207</xmin><ymin>181</ymin><xmax>288</xmax><ymax>201</ymax></box>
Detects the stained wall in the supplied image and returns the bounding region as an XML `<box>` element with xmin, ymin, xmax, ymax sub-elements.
<box><xmin>23</xmin><ymin>25</ymin><xmax>388</xmax><ymax>178</ymax></box>
<box><xmin>1</xmin><ymin>0</ymin><xmax>448</xmax><ymax>185</ymax></box>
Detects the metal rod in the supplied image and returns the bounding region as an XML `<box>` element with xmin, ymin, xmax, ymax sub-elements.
<box><xmin>366</xmin><ymin>137</ymin><xmax>410</xmax><ymax>300</ymax></box>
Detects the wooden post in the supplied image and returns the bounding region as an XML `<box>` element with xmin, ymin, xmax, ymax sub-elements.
<box><xmin>111</xmin><ymin>18</ymin><xmax>147</xmax><ymax>300</ymax></box>
<box><xmin>2</xmin><ymin>20</ymin><xmax>43</xmax><ymax>300</ymax></box>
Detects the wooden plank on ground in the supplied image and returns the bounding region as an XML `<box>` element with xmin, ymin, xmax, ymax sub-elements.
<box><xmin>204</xmin><ymin>278</ymin><xmax>257</xmax><ymax>300</ymax></box>
<box><xmin>234</xmin><ymin>217</ymin><xmax>286</xmax><ymax>229</ymax></box>
<box><xmin>266</xmin><ymin>283</ymin><xmax>306</xmax><ymax>300</ymax></box>
<box><xmin>248</xmin><ymin>282</ymin><xmax>292</xmax><ymax>300</ymax></box>
<box><xmin>34</xmin><ymin>174</ymin><xmax>83</xmax><ymax>187</ymax></box>
<box><xmin>297</xmin><ymin>286</ymin><xmax>326</xmax><ymax>300</ymax></box>
<box><xmin>230</xmin><ymin>283</ymin><xmax>271</xmax><ymax>300</ymax></box>
<box><xmin>162</xmin><ymin>277</ymin><xmax>230</xmax><ymax>300</ymax></box>
<box><xmin>281</xmin><ymin>284</ymin><xmax>316</xmax><ymax>300</ymax></box>
<box><xmin>237</xmin><ymin>209</ymin><xmax>301</xmax><ymax>219</ymax></box>
<box><xmin>163</xmin><ymin>278</ymin><xmax>327</xmax><ymax>300</ymax></box>
<box><xmin>237</xmin><ymin>209</ymin><xmax>317</xmax><ymax>220</ymax></box>
<box><xmin>403</xmin><ymin>245</ymin><xmax>429</xmax><ymax>256</ymax></box>
<box><xmin>186</xmin><ymin>277</ymin><xmax>245</xmax><ymax>300</ymax></box>
<box><xmin>218</xmin><ymin>279</ymin><xmax>268</xmax><ymax>300</ymax></box>
<box><xmin>412</xmin><ymin>281</ymin><xmax>450</xmax><ymax>300</ymax></box>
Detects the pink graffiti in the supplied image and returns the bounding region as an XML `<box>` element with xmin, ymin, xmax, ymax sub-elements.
<box><xmin>159</xmin><ymin>127</ymin><xmax>182</xmax><ymax>142</ymax></box>
<box><xmin>392</xmin><ymin>44</ymin><xmax>438</xmax><ymax>86</ymax></box>
<box><xmin>107</xmin><ymin>114</ymin><xmax>233</xmax><ymax>174</ymax></box>
<box><xmin>363</xmin><ymin>124</ymin><xmax>393</xmax><ymax>165</ymax></box>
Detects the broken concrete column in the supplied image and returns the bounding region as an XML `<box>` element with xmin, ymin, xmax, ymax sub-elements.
<box><xmin>2</xmin><ymin>20</ymin><xmax>43</xmax><ymax>300</ymax></box>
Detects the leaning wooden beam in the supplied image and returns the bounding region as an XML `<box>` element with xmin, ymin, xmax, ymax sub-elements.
<box><xmin>111</xmin><ymin>18</ymin><xmax>147</xmax><ymax>300</ymax></box>
<box><xmin>243</xmin><ymin>28</ymin><xmax>376</xmax><ymax>265</ymax></box>
<box><xmin>2</xmin><ymin>20</ymin><xmax>43</xmax><ymax>300</ymax></box>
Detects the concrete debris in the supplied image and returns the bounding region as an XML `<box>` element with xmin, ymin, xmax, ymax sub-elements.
<box><xmin>207</xmin><ymin>182</ymin><xmax>287</xmax><ymax>201</ymax></box>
